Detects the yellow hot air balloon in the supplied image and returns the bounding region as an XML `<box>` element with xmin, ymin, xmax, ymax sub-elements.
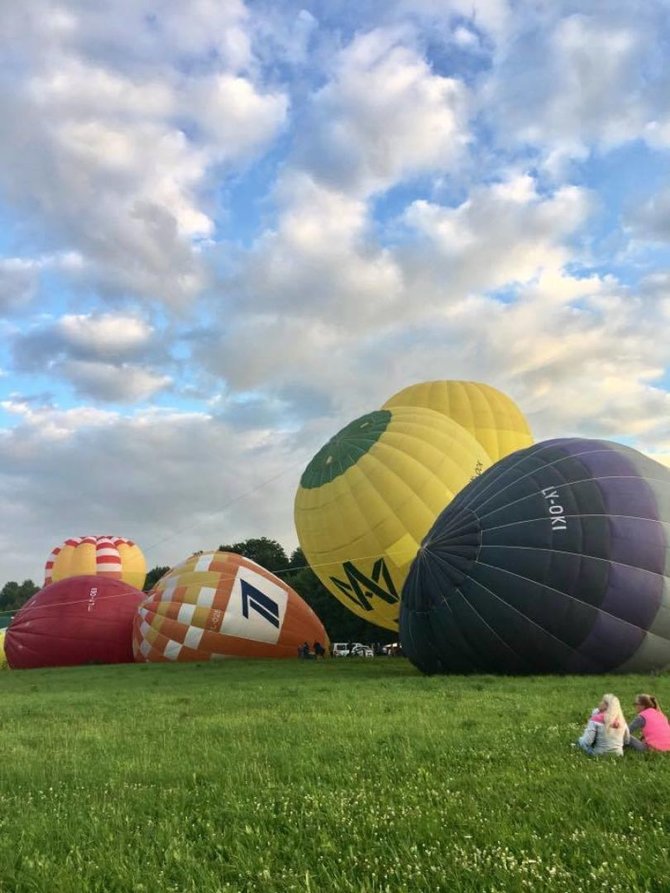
<box><xmin>44</xmin><ymin>536</ymin><xmax>146</xmax><ymax>590</ymax></box>
<box><xmin>294</xmin><ymin>405</ymin><xmax>492</xmax><ymax>631</ymax></box>
<box><xmin>382</xmin><ymin>380</ymin><xmax>532</xmax><ymax>463</ymax></box>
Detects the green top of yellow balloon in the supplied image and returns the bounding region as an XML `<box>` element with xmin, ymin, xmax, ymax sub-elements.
<box><xmin>300</xmin><ymin>410</ymin><xmax>392</xmax><ymax>489</ymax></box>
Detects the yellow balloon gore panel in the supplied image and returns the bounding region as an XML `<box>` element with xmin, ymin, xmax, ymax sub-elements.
<box><xmin>294</xmin><ymin>406</ymin><xmax>491</xmax><ymax>631</ymax></box>
<box><xmin>0</xmin><ymin>630</ymin><xmax>7</xmax><ymax>669</ymax></box>
<box><xmin>383</xmin><ymin>380</ymin><xmax>533</xmax><ymax>463</ymax></box>
<box><xmin>45</xmin><ymin>536</ymin><xmax>147</xmax><ymax>590</ymax></box>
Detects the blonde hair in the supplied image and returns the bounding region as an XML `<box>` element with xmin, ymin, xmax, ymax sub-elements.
<box><xmin>601</xmin><ymin>693</ymin><xmax>628</xmax><ymax>733</ymax></box>
<box><xmin>635</xmin><ymin>693</ymin><xmax>660</xmax><ymax>711</ymax></box>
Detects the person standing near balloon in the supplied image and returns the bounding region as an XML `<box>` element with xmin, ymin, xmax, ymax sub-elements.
<box><xmin>626</xmin><ymin>694</ymin><xmax>670</xmax><ymax>752</ymax></box>
<box><xmin>576</xmin><ymin>694</ymin><xmax>629</xmax><ymax>756</ymax></box>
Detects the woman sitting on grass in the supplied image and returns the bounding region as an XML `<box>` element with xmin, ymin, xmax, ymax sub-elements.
<box><xmin>576</xmin><ymin>693</ymin><xmax>629</xmax><ymax>756</ymax></box>
<box><xmin>627</xmin><ymin>694</ymin><xmax>670</xmax><ymax>752</ymax></box>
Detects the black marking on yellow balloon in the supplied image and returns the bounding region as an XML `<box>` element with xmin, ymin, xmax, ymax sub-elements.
<box><xmin>330</xmin><ymin>558</ymin><xmax>399</xmax><ymax>611</ymax></box>
<box><xmin>470</xmin><ymin>459</ymin><xmax>484</xmax><ymax>481</ymax></box>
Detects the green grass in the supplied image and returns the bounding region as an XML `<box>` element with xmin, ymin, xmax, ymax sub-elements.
<box><xmin>0</xmin><ymin>659</ymin><xmax>669</xmax><ymax>892</ymax></box>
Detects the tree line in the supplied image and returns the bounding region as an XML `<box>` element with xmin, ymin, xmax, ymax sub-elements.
<box><xmin>0</xmin><ymin>538</ymin><xmax>397</xmax><ymax>645</ymax></box>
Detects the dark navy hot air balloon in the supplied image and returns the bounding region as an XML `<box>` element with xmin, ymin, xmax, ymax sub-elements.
<box><xmin>400</xmin><ymin>438</ymin><xmax>670</xmax><ymax>674</ymax></box>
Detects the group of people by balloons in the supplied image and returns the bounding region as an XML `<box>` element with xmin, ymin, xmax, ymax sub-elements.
<box><xmin>576</xmin><ymin>693</ymin><xmax>670</xmax><ymax>756</ymax></box>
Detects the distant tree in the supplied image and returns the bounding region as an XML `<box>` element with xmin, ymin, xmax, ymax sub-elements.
<box><xmin>0</xmin><ymin>579</ymin><xmax>39</xmax><ymax>624</ymax></box>
<box><xmin>285</xmin><ymin>548</ymin><xmax>396</xmax><ymax>646</ymax></box>
<box><xmin>217</xmin><ymin>537</ymin><xmax>289</xmax><ymax>575</ymax></box>
<box><xmin>143</xmin><ymin>566</ymin><xmax>171</xmax><ymax>592</ymax></box>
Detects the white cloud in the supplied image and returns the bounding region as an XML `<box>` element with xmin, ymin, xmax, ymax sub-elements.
<box><xmin>295</xmin><ymin>27</ymin><xmax>471</xmax><ymax>195</ymax></box>
<box><xmin>9</xmin><ymin>311</ymin><xmax>170</xmax><ymax>402</ymax></box>
<box><xmin>1</xmin><ymin>399</ymin><xmax>118</xmax><ymax>441</ymax></box>
<box><xmin>452</xmin><ymin>26</ymin><xmax>480</xmax><ymax>49</ymax></box>
<box><xmin>59</xmin><ymin>360</ymin><xmax>171</xmax><ymax>402</ymax></box>
<box><xmin>0</xmin><ymin>252</ymin><xmax>83</xmax><ymax>313</ymax></box>
<box><xmin>0</xmin><ymin>404</ymin><xmax>305</xmax><ymax>582</ymax></box>
<box><xmin>340</xmin><ymin>268</ymin><xmax>670</xmax><ymax>452</ymax></box>
<box><xmin>2</xmin><ymin>1</ymin><xmax>670</xmax><ymax>588</ymax></box>
<box><xmin>627</xmin><ymin>191</ymin><xmax>670</xmax><ymax>243</ymax></box>
<box><xmin>395</xmin><ymin>0</ymin><xmax>510</xmax><ymax>42</ymax></box>
<box><xmin>12</xmin><ymin>312</ymin><xmax>159</xmax><ymax>368</ymax></box>
<box><xmin>57</xmin><ymin>314</ymin><xmax>154</xmax><ymax>356</ymax></box>
<box><xmin>0</xmin><ymin>1</ymin><xmax>287</xmax><ymax>308</ymax></box>
<box><xmin>3</xmin><ymin>0</ymin><xmax>253</xmax><ymax>75</ymax></box>
<box><xmin>184</xmin><ymin>74</ymin><xmax>288</xmax><ymax>158</ymax></box>
<box><xmin>198</xmin><ymin>311</ymin><xmax>373</xmax><ymax>399</ymax></box>
<box><xmin>196</xmin><ymin>164</ymin><xmax>670</xmax><ymax>465</ymax></box>
<box><xmin>484</xmin><ymin>7</ymin><xmax>670</xmax><ymax>158</ymax></box>
<box><xmin>399</xmin><ymin>176</ymin><xmax>593</xmax><ymax>299</ymax></box>
<box><xmin>226</xmin><ymin>172</ymin><xmax>402</xmax><ymax>337</ymax></box>
<box><xmin>644</xmin><ymin>119</ymin><xmax>670</xmax><ymax>150</ymax></box>
<box><xmin>251</xmin><ymin>7</ymin><xmax>318</xmax><ymax>69</ymax></box>
<box><xmin>241</xmin><ymin>173</ymin><xmax>403</xmax><ymax>324</ymax></box>
<box><xmin>0</xmin><ymin>259</ymin><xmax>38</xmax><ymax>313</ymax></box>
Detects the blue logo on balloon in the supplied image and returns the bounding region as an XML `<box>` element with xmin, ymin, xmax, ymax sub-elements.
<box><xmin>240</xmin><ymin>580</ymin><xmax>280</xmax><ymax>628</ymax></box>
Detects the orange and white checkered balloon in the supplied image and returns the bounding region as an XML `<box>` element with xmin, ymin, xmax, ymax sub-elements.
<box><xmin>133</xmin><ymin>551</ymin><xmax>329</xmax><ymax>662</ymax></box>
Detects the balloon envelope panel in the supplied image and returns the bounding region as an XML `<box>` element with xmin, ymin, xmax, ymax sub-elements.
<box><xmin>400</xmin><ymin>438</ymin><xmax>670</xmax><ymax>674</ymax></box>
<box><xmin>0</xmin><ymin>630</ymin><xmax>7</xmax><ymax>669</ymax></box>
<box><xmin>45</xmin><ymin>536</ymin><xmax>146</xmax><ymax>590</ymax></box>
<box><xmin>383</xmin><ymin>380</ymin><xmax>532</xmax><ymax>463</ymax></box>
<box><xmin>133</xmin><ymin>551</ymin><xmax>329</xmax><ymax>662</ymax></box>
<box><xmin>6</xmin><ymin>576</ymin><xmax>145</xmax><ymax>669</ymax></box>
<box><xmin>294</xmin><ymin>406</ymin><xmax>492</xmax><ymax>631</ymax></box>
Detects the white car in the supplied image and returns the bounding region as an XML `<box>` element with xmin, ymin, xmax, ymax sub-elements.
<box><xmin>351</xmin><ymin>644</ymin><xmax>374</xmax><ymax>658</ymax></box>
<box><xmin>331</xmin><ymin>642</ymin><xmax>374</xmax><ymax>658</ymax></box>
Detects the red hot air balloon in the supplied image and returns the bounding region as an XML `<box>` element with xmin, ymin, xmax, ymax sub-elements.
<box><xmin>6</xmin><ymin>576</ymin><xmax>145</xmax><ymax>669</ymax></box>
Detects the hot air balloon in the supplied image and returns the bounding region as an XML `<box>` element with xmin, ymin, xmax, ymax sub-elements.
<box><xmin>0</xmin><ymin>630</ymin><xmax>7</xmax><ymax>669</ymax></box>
<box><xmin>400</xmin><ymin>438</ymin><xmax>670</xmax><ymax>675</ymax></box>
<box><xmin>6</xmin><ymin>576</ymin><xmax>145</xmax><ymax>669</ymax></box>
<box><xmin>382</xmin><ymin>380</ymin><xmax>532</xmax><ymax>463</ymax></box>
<box><xmin>133</xmin><ymin>551</ymin><xmax>329</xmax><ymax>662</ymax></box>
<box><xmin>294</xmin><ymin>405</ymin><xmax>492</xmax><ymax>631</ymax></box>
<box><xmin>44</xmin><ymin>536</ymin><xmax>146</xmax><ymax>590</ymax></box>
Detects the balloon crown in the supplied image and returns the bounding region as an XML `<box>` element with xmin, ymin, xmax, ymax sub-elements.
<box><xmin>300</xmin><ymin>410</ymin><xmax>391</xmax><ymax>489</ymax></box>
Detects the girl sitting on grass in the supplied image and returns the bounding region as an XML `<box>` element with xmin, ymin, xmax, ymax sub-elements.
<box><xmin>626</xmin><ymin>694</ymin><xmax>670</xmax><ymax>752</ymax></box>
<box><xmin>576</xmin><ymin>693</ymin><xmax>629</xmax><ymax>756</ymax></box>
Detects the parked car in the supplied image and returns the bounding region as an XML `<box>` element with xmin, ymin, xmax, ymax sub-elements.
<box><xmin>382</xmin><ymin>642</ymin><xmax>401</xmax><ymax>656</ymax></box>
<box><xmin>332</xmin><ymin>642</ymin><xmax>350</xmax><ymax>657</ymax></box>
<box><xmin>331</xmin><ymin>642</ymin><xmax>374</xmax><ymax>658</ymax></box>
<box><xmin>351</xmin><ymin>644</ymin><xmax>374</xmax><ymax>658</ymax></box>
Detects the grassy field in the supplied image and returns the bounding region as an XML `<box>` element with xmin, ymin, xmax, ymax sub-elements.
<box><xmin>0</xmin><ymin>659</ymin><xmax>669</xmax><ymax>893</ymax></box>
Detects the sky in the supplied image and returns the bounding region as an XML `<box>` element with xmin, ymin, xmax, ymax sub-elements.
<box><xmin>1</xmin><ymin>0</ymin><xmax>670</xmax><ymax>585</ymax></box>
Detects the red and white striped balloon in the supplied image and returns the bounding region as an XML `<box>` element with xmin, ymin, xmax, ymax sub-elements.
<box><xmin>44</xmin><ymin>535</ymin><xmax>146</xmax><ymax>590</ymax></box>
